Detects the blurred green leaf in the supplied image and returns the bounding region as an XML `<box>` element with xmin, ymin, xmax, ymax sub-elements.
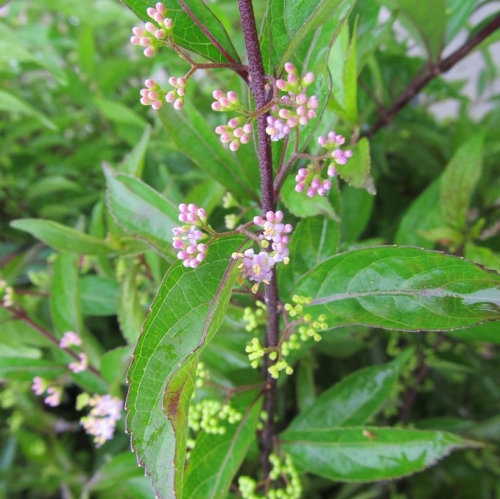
<box><xmin>340</xmin><ymin>184</ymin><xmax>374</xmax><ymax>243</ymax></box>
<box><xmin>440</xmin><ymin>134</ymin><xmax>484</xmax><ymax>231</ymax></box>
<box><xmin>80</xmin><ymin>275</ymin><xmax>119</xmax><ymax>316</ymax></box>
<box><xmin>10</xmin><ymin>219</ymin><xmax>116</xmax><ymax>255</ymax></box>
<box><xmin>120</xmin><ymin>125</ymin><xmax>151</xmax><ymax>178</ymax></box>
<box><xmin>0</xmin><ymin>358</ymin><xmax>65</xmax><ymax>381</ymax></box>
<box><xmin>0</xmin><ymin>90</ymin><xmax>57</xmax><ymax>130</ymax></box>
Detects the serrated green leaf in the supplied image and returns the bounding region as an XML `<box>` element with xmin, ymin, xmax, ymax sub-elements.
<box><xmin>158</xmin><ymin>102</ymin><xmax>258</xmax><ymax>203</ymax></box>
<box><xmin>281</xmin><ymin>427</ymin><xmax>482</xmax><ymax>481</ymax></box>
<box><xmin>182</xmin><ymin>391</ymin><xmax>262</xmax><ymax>499</ymax></box>
<box><xmin>395</xmin><ymin>178</ymin><xmax>443</xmax><ymax>249</ymax></box>
<box><xmin>121</xmin><ymin>0</ymin><xmax>240</xmax><ymax>63</ymax></box>
<box><xmin>336</xmin><ymin>138</ymin><xmax>375</xmax><ymax>194</ymax></box>
<box><xmin>10</xmin><ymin>219</ymin><xmax>116</xmax><ymax>255</ymax></box>
<box><xmin>296</xmin><ymin>246</ymin><xmax>500</xmax><ymax>331</ymax></box>
<box><xmin>440</xmin><ymin>134</ymin><xmax>484</xmax><ymax>231</ymax></box>
<box><xmin>105</xmin><ymin>166</ymin><xmax>178</xmax><ymax>256</ymax></box>
<box><xmin>288</xmin><ymin>216</ymin><xmax>340</xmax><ymax>283</ymax></box>
<box><xmin>289</xmin><ymin>350</ymin><xmax>413</xmax><ymax>431</ymax></box>
<box><xmin>126</xmin><ymin>236</ymin><xmax>245</xmax><ymax>499</ymax></box>
<box><xmin>120</xmin><ymin>125</ymin><xmax>151</xmax><ymax>177</ymax></box>
<box><xmin>281</xmin><ymin>176</ymin><xmax>339</xmax><ymax>220</ymax></box>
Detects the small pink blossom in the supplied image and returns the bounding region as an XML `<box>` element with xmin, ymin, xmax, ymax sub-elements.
<box><xmin>59</xmin><ymin>331</ymin><xmax>81</xmax><ymax>348</ymax></box>
<box><xmin>80</xmin><ymin>394</ymin><xmax>123</xmax><ymax>447</ymax></box>
<box><xmin>44</xmin><ymin>386</ymin><xmax>62</xmax><ymax>407</ymax></box>
<box><xmin>32</xmin><ymin>376</ymin><xmax>45</xmax><ymax>396</ymax></box>
<box><xmin>69</xmin><ymin>353</ymin><xmax>88</xmax><ymax>373</ymax></box>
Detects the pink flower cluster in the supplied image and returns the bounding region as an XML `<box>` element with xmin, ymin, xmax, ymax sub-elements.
<box><xmin>130</xmin><ymin>2</ymin><xmax>173</xmax><ymax>57</ymax></box>
<box><xmin>212</xmin><ymin>90</ymin><xmax>241</xmax><ymax>112</ymax></box>
<box><xmin>32</xmin><ymin>377</ymin><xmax>63</xmax><ymax>407</ymax></box>
<box><xmin>139</xmin><ymin>77</ymin><xmax>186</xmax><ymax>111</ymax></box>
<box><xmin>233</xmin><ymin>211</ymin><xmax>293</xmax><ymax>293</ymax></box>
<box><xmin>172</xmin><ymin>204</ymin><xmax>209</xmax><ymax>268</ymax></box>
<box><xmin>295</xmin><ymin>169</ymin><xmax>332</xmax><ymax>197</ymax></box>
<box><xmin>266</xmin><ymin>62</ymin><xmax>318</xmax><ymax>141</ymax></box>
<box><xmin>295</xmin><ymin>132</ymin><xmax>353</xmax><ymax>197</ymax></box>
<box><xmin>80</xmin><ymin>394</ymin><xmax>123</xmax><ymax>447</ymax></box>
<box><xmin>215</xmin><ymin>118</ymin><xmax>252</xmax><ymax>152</ymax></box>
<box><xmin>318</xmin><ymin>131</ymin><xmax>353</xmax><ymax>166</ymax></box>
<box><xmin>59</xmin><ymin>331</ymin><xmax>88</xmax><ymax>373</ymax></box>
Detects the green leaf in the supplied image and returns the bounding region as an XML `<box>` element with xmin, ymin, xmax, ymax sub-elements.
<box><xmin>280</xmin><ymin>0</ymin><xmax>357</xmax><ymax>70</ymax></box>
<box><xmin>0</xmin><ymin>358</ymin><xmax>65</xmax><ymax>381</ymax></box>
<box><xmin>440</xmin><ymin>134</ymin><xmax>484</xmax><ymax>231</ymax></box>
<box><xmin>25</xmin><ymin>176</ymin><xmax>81</xmax><ymax>201</ymax></box>
<box><xmin>10</xmin><ymin>219</ymin><xmax>116</xmax><ymax>255</ymax></box>
<box><xmin>158</xmin><ymin>102</ymin><xmax>257</xmax><ymax>203</ymax></box>
<box><xmin>80</xmin><ymin>276</ymin><xmax>119</xmax><ymax>316</ymax></box>
<box><xmin>105</xmin><ymin>166</ymin><xmax>178</xmax><ymax>256</ymax></box>
<box><xmin>281</xmin><ymin>176</ymin><xmax>339</xmax><ymax>220</ymax></box>
<box><xmin>288</xmin><ymin>350</ymin><xmax>413</xmax><ymax>431</ymax></box>
<box><xmin>93</xmin><ymin>97</ymin><xmax>147</xmax><ymax>128</ymax></box>
<box><xmin>377</xmin><ymin>0</ymin><xmax>447</xmax><ymax>62</ymax></box>
<box><xmin>336</xmin><ymin>138</ymin><xmax>375</xmax><ymax>195</ymax></box>
<box><xmin>296</xmin><ymin>246</ymin><xmax>500</xmax><ymax>331</ymax></box>
<box><xmin>447</xmin><ymin>322</ymin><xmax>500</xmax><ymax>345</ymax></box>
<box><xmin>126</xmin><ymin>236</ymin><xmax>245</xmax><ymax>499</ymax></box>
<box><xmin>182</xmin><ymin>391</ymin><xmax>262</xmax><ymax>499</ymax></box>
<box><xmin>121</xmin><ymin>0</ymin><xmax>240</xmax><ymax>63</ymax></box>
<box><xmin>0</xmin><ymin>90</ymin><xmax>57</xmax><ymax>130</ymax></box>
<box><xmin>340</xmin><ymin>185</ymin><xmax>374</xmax><ymax>243</ymax></box>
<box><xmin>117</xmin><ymin>260</ymin><xmax>147</xmax><ymax>344</ymax></box>
<box><xmin>281</xmin><ymin>427</ymin><xmax>482</xmax><ymax>481</ymax></box>
<box><xmin>288</xmin><ymin>216</ymin><xmax>340</xmax><ymax>283</ymax></box>
<box><xmin>120</xmin><ymin>125</ymin><xmax>151</xmax><ymax>177</ymax></box>
<box><xmin>101</xmin><ymin>346</ymin><xmax>132</xmax><ymax>385</ymax></box>
<box><xmin>466</xmin><ymin>243</ymin><xmax>500</xmax><ymax>274</ymax></box>
<box><xmin>343</xmin><ymin>19</ymin><xmax>358</xmax><ymax>124</ymax></box>
<box><xmin>445</xmin><ymin>0</ymin><xmax>476</xmax><ymax>44</ymax></box>
<box><xmin>395</xmin><ymin>179</ymin><xmax>443</xmax><ymax>249</ymax></box>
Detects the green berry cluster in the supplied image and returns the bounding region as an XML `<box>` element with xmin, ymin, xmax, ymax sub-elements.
<box><xmin>238</xmin><ymin>453</ymin><xmax>302</xmax><ymax>499</ymax></box>
<box><xmin>194</xmin><ymin>361</ymin><xmax>209</xmax><ymax>388</ymax></box>
<box><xmin>284</xmin><ymin>295</ymin><xmax>328</xmax><ymax>342</ymax></box>
<box><xmin>243</xmin><ymin>301</ymin><xmax>267</xmax><ymax>332</ymax></box>
<box><xmin>188</xmin><ymin>399</ymin><xmax>242</xmax><ymax>435</ymax></box>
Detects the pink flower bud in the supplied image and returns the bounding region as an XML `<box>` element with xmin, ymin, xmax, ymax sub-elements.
<box><xmin>169</xmin><ymin>77</ymin><xmax>178</xmax><ymax>86</ymax></box>
<box><xmin>219</xmin><ymin>97</ymin><xmax>230</xmax><ymax>108</ymax></box>
<box><xmin>132</xmin><ymin>27</ymin><xmax>144</xmax><ymax>36</ymax></box>
<box><xmin>140</xmin><ymin>36</ymin><xmax>151</xmax><ymax>46</ymax></box>
<box><xmin>145</xmin><ymin>79</ymin><xmax>155</xmax><ymax>88</ymax></box>
<box><xmin>213</xmin><ymin>90</ymin><xmax>224</xmax><ymax>99</ymax></box>
<box><xmin>179</xmin><ymin>203</ymin><xmax>188</xmax><ymax>212</ymax></box>
<box><xmin>166</xmin><ymin>91</ymin><xmax>175</xmax><ymax>102</ymax></box>
<box><xmin>240</xmin><ymin>134</ymin><xmax>250</xmax><ymax>144</ymax></box>
<box><xmin>296</xmin><ymin>93</ymin><xmax>307</xmax><ymax>105</ymax></box>
<box><xmin>140</xmin><ymin>97</ymin><xmax>150</xmax><ymax>105</ymax></box>
<box><xmin>215</xmin><ymin>125</ymin><xmax>226</xmax><ymax>134</ymax></box>
<box><xmin>211</xmin><ymin>102</ymin><xmax>222</xmax><ymax>111</ymax></box>
<box><xmin>302</xmin><ymin>72</ymin><xmax>314</xmax><ymax>85</ymax></box>
<box><xmin>228</xmin><ymin>117</ymin><xmax>240</xmax><ymax>128</ymax></box>
<box><xmin>287</xmin><ymin>116</ymin><xmax>299</xmax><ymax>128</ymax></box>
<box><xmin>276</xmin><ymin>79</ymin><xmax>287</xmax><ymax>91</ymax></box>
<box><xmin>156</xmin><ymin>2</ymin><xmax>166</xmax><ymax>14</ymax></box>
<box><xmin>287</xmin><ymin>73</ymin><xmax>298</xmax><ymax>85</ymax></box>
<box><xmin>148</xmin><ymin>91</ymin><xmax>158</xmax><ymax>100</ymax></box>
<box><xmin>174</xmin><ymin>99</ymin><xmax>183</xmax><ymax>110</ymax></box>
<box><xmin>164</xmin><ymin>18</ymin><xmax>174</xmax><ymax>29</ymax></box>
<box><xmin>152</xmin><ymin>100</ymin><xmax>163</xmax><ymax>110</ymax></box>
<box><xmin>154</xmin><ymin>12</ymin><xmax>164</xmax><ymax>24</ymax></box>
<box><xmin>243</xmin><ymin>124</ymin><xmax>252</xmax><ymax>134</ymax></box>
<box><xmin>155</xmin><ymin>29</ymin><xmax>166</xmax><ymax>39</ymax></box>
<box><xmin>177</xmin><ymin>87</ymin><xmax>185</xmax><ymax>96</ymax></box>
<box><xmin>229</xmin><ymin>140</ymin><xmax>240</xmax><ymax>151</ymax></box>
<box><xmin>177</xmin><ymin>77</ymin><xmax>186</xmax><ymax>87</ymax></box>
<box><xmin>295</xmin><ymin>183</ymin><xmax>304</xmax><ymax>192</ymax></box>
<box><xmin>233</xmin><ymin>127</ymin><xmax>243</xmax><ymax>138</ymax></box>
<box><xmin>284</xmin><ymin>62</ymin><xmax>296</xmax><ymax>73</ymax></box>
<box><xmin>144</xmin><ymin>46</ymin><xmax>156</xmax><ymax>57</ymax></box>
<box><xmin>318</xmin><ymin>136</ymin><xmax>327</xmax><ymax>146</ymax></box>
<box><xmin>147</xmin><ymin>7</ymin><xmax>156</xmax><ymax>17</ymax></box>
<box><xmin>189</xmin><ymin>260</ymin><xmax>200</xmax><ymax>268</ymax></box>
<box><xmin>227</xmin><ymin>91</ymin><xmax>238</xmax><ymax>103</ymax></box>
<box><xmin>130</xmin><ymin>36</ymin><xmax>140</xmax><ymax>45</ymax></box>
<box><xmin>145</xmin><ymin>22</ymin><xmax>156</xmax><ymax>33</ymax></box>
<box><xmin>220</xmin><ymin>133</ymin><xmax>231</xmax><ymax>143</ymax></box>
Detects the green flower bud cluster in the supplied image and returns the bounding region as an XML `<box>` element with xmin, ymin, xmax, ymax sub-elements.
<box><xmin>194</xmin><ymin>361</ymin><xmax>209</xmax><ymax>388</ymax></box>
<box><xmin>238</xmin><ymin>453</ymin><xmax>302</xmax><ymax>499</ymax></box>
<box><xmin>188</xmin><ymin>399</ymin><xmax>242</xmax><ymax>435</ymax></box>
<box><xmin>243</xmin><ymin>301</ymin><xmax>267</xmax><ymax>332</ymax></box>
<box><xmin>285</xmin><ymin>295</ymin><xmax>328</xmax><ymax>342</ymax></box>
<box><xmin>246</xmin><ymin>337</ymin><xmax>266</xmax><ymax>368</ymax></box>
<box><xmin>267</xmin><ymin>356</ymin><xmax>293</xmax><ymax>379</ymax></box>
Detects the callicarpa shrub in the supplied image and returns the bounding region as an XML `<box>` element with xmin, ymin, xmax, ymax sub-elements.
<box><xmin>3</xmin><ymin>0</ymin><xmax>500</xmax><ymax>498</ymax></box>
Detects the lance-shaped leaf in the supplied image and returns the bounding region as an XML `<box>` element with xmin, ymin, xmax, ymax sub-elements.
<box><xmin>105</xmin><ymin>166</ymin><xmax>178</xmax><ymax>256</ymax></box>
<box><xmin>289</xmin><ymin>349</ymin><xmax>413</xmax><ymax>431</ymax></box>
<box><xmin>440</xmin><ymin>133</ymin><xmax>484</xmax><ymax>231</ymax></box>
<box><xmin>126</xmin><ymin>236</ymin><xmax>245</xmax><ymax>499</ymax></box>
<box><xmin>281</xmin><ymin>427</ymin><xmax>482</xmax><ymax>481</ymax></box>
<box><xmin>336</xmin><ymin>138</ymin><xmax>375</xmax><ymax>195</ymax></box>
<box><xmin>121</xmin><ymin>0</ymin><xmax>240</xmax><ymax>64</ymax></box>
<box><xmin>182</xmin><ymin>391</ymin><xmax>262</xmax><ymax>499</ymax></box>
<box><xmin>296</xmin><ymin>246</ymin><xmax>500</xmax><ymax>331</ymax></box>
<box><xmin>158</xmin><ymin>102</ymin><xmax>258</xmax><ymax>203</ymax></box>
<box><xmin>10</xmin><ymin>219</ymin><xmax>116</xmax><ymax>255</ymax></box>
